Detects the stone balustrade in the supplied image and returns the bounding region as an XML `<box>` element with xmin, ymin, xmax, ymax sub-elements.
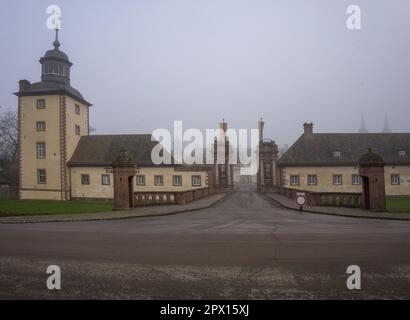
<box><xmin>134</xmin><ymin>187</ymin><xmax>215</xmax><ymax>206</ymax></box>
<box><xmin>280</xmin><ymin>187</ymin><xmax>362</xmax><ymax>208</ymax></box>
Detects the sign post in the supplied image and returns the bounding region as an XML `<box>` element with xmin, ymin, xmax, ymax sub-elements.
<box><xmin>296</xmin><ymin>192</ymin><xmax>307</xmax><ymax>212</ymax></box>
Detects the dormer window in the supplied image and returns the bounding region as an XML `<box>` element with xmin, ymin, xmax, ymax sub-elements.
<box><xmin>399</xmin><ymin>150</ymin><xmax>406</xmax><ymax>157</ymax></box>
<box><xmin>333</xmin><ymin>151</ymin><xmax>341</xmax><ymax>158</ymax></box>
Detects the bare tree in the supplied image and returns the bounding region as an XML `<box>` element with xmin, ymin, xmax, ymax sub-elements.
<box><xmin>0</xmin><ymin>107</ymin><xmax>18</xmax><ymax>186</ymax></box>
<box><xmin>0</xmin><ymin>107</ymin><xmax>18</xmax><ymax>180</ymax></box>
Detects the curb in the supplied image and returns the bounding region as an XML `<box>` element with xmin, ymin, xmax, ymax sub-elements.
<box><xmin>264</xmin><ymin>194</ymin><xmax>410</xmax><ymax>221</ymax></box>
<box><xmin>0</xmin><ymin>194</ymin><xmax>229</xmax><ymax>224</ymax></box>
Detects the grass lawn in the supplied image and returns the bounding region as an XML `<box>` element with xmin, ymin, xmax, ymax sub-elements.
<box><xmin>0</xmin><ymin>199</ymin><xmax>113</xmax><ymax>217</ymax></box>
<box><xmin>386</xmin><ymin>196</ymin><xmax>410</xmax><ymax>213</ymax></box>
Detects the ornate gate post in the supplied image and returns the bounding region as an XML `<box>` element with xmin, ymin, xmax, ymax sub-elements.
<box><xmin>257</xmin><ymin>119</ymin><xmax>279</xmax><ymax>193</ymax></box>
<box><xmin>358</xmin><ymin>148</ymin><xmax>386</xmax><ymax>212</ymax></box>
<box><xmin>112</xmin><ymin>147</ymin><xmax>135</xmax><ymax>210</ymax></box>
<box><xmin>212</xmin><ymin>120</ymin><xmax>234</xmax><ymax>193</ymax></box>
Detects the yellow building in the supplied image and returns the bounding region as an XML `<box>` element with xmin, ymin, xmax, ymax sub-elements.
<box><xmin>16</xmin><ymin>31</ymin><xmax>212</xmax><ymax>201</ymax></box>
<box><xmin>68</xmin><ymin>134</ymin><xmax>210</xmax><ymax>200</ymax></box>
<box><xmin>278</xmin><ymin>123</ymin><xmax>410</xmax><ymax>197</ymax></box>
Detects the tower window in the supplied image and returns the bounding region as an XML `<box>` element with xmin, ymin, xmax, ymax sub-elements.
<box><xmin>192</xmin><ymin>175</ymin><xmax>202</xmax><ymax>187</ymax></box>
<box><xmin>37</xmin><ymin>169</ymin><xmax>47</xmax><ymax>184</ymax></box>
<box><xmin>75</xmin><ymin>104</ymin><xmax>80</xmax><ymax>115</ymax></box>
<box><xmin>36</xmin><ymin>121</ymin><xmax>46</xmax><ymax>132</ymax></box>
<box><xmin>36</xmin><ymin>99</ymin><xmax>45</xmax><ymax>109</ymax></box>
<box><xmin>81</xmin><ymin>174</ymin><xmax>90</xmax><ymax>185</ymax></box>
<box><xmin>51</xmin><ymin>62</ymin><xmax>57</xmax><ymax>74</ymax></box>
<box><xmin>75</xmin><ymin>125</ymin><xmax>81</xmax><ymax>135</ymax></box>
<box><xmin>36</xmin><ymin>142</ymin><xmax>46</xmax><ymax>159</ymax></box>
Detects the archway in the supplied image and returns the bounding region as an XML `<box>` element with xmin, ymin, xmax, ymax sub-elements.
<box><xmin>358</xmin><ymin>148</ymin><xmax>386</xmax><ymax>212</ymax></box>
<box><xmin>361</xmin><ymin>176</ymin><xmax>370</xmax><ymax>209</ymax></box>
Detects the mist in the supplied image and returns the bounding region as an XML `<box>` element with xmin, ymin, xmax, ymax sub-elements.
<box><xmin>1</xmin><ymin>0</ymin><xmax>409</xmax><ymax>148</ymax></box>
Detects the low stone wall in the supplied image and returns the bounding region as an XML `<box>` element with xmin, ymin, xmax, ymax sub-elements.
<box><xmin>280</xmin><ymin>187</ymin><xmax>362</xmax><ymax>208</ymax></box>
<box><xmin>134</xmin><ymin>187</ymin><xmax>215</xmax><ymax>206</ymax></box>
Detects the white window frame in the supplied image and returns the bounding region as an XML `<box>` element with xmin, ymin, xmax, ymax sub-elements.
<box><xmin>192</xmin><ymin>175</ymin><xmax>202</xmax><ymax>187</ymax></box>
<box><xmin>399</xmin><ymin>150</ymin><xmax>406</xmax><ymax>157</ymax></box>
<box><xmin>37</xmin><ymin>169</ymin><xmax>46</xmax><ymax>184</ymax></box>
<box><xmin>36</xmin><ymin>121</ymin><xmax>46</xmax><ymax>132</ymax></box>
<box><xmin>101</xmin><ymin>174</ymin><xmax>110</xmax><ymax>185</ymax></box>
<box><xmin>173</xmin><ymin>175</ymin><xmax>183</xmax><ymax>186</ymax></box>
<box><xmin>391</xmin><ymin>174</ymin><xmax>400</xmax><ymax>185</ymax></box>
<box><xmin>333</xmin><ymin>175</ymin><xmax>343</xmax><ymax>185</ymax></box>
<box><xmin>37</xmin><ymin>142</ymin><xmax>46</xmax><ymax>159</ymax></box>
<box><xmin>352</xmin><ymin>174</ymin><xmax>361</xmax><ymax>185</ymax></box>
<box><xmin>81</xmin><ymin>174</ymin><xmax>90</xmax><ymax>185</ymax></box>
<box><xmin>154</xmin><ymin>175</ymin><xmax>164</xmax><ymax>186</ymax></box>
<box><xmin>307</xmin><ymin>175</ymin><xmax>317</xmax><ymax>185</ymax></box>
<box><xmin>333</xmin><ymin>151</ymin><xmax>341</xmax><ymax>158</ymax></box>
<box><xmin>36</xmin><ymin>99</ymin><xmax>45</xmax><ymax>109</ymax></box>
<box><xmin>135</xmin><ymin>174</ymin><xmax>145</xmax><ymax>186</ymax></box>
<box><xmin>136</xmin><ymin>175</ymin><xmax>145</xmax><ymax>186</ymax></box>
<box><xmin>290</xmin><ymin>175</ymin><xmax>300</xmax><ymax>186</ymax></box>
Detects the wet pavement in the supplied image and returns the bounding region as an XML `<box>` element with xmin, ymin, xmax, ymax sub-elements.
<box><xmin>0</xmin><ymin>185</ymin><xmax>409</xmax><ymax>299</ymax></box>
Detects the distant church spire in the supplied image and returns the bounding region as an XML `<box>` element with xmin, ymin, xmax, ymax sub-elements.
<box><xmin>382</xmin><ymin>115</ymin><xmax>392</xmax><ymax>133</ymax></box>
<box><xmin>358</xmin><ymin>115</ymin><xmax>368</xmax><ymax>133</ymax></box>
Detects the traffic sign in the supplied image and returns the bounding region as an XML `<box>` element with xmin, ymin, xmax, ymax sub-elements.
<box><xmin>296</xmin><ymin>192</ymin><xmax>307</xmax><ymax>211</ymax></box>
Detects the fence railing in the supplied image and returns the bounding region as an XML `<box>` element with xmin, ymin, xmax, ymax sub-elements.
<box><xmin>280</xmin><ymin>187</ymin><xmax>362</xmax><ymax>208</ymax></box>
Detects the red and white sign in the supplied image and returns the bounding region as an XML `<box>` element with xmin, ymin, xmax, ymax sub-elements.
<box><xmin>296</xmin><ymin>193</ymin><xmax>307</xmax><ymax>206</ymax></box>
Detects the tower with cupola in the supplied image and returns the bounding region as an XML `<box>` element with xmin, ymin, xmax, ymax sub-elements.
<box><xmin>15</xmin><ymin>30</ymin><xmax>92</xmax><ymax>200</ymax></box>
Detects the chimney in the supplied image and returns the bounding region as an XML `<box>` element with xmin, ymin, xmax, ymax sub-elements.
<box><xmin>303</xmin><ymin>122</ymin><xmax>313</xmax><ymax>135</ymax></box>
<box><xmin>19</xmin><ymin>80</ymin><xmax>31</xmax><ymax>92</ymax></box>
<box><xmin>258</xmin><ymin>118</ymin><xmax>264</xmax><ymax>143</ymax></box>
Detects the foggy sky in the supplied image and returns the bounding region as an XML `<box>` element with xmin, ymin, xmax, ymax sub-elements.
<box><xmin>1</xmin><ymin>0</ymin><xmax>409</xmax><ymax>147</ymax></box>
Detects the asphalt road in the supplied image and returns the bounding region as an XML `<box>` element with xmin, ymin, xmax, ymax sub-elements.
<box><xmin>0</xmin><ymin>185</ymin><xmax>409</xmax><ymax>299</ymax></box>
